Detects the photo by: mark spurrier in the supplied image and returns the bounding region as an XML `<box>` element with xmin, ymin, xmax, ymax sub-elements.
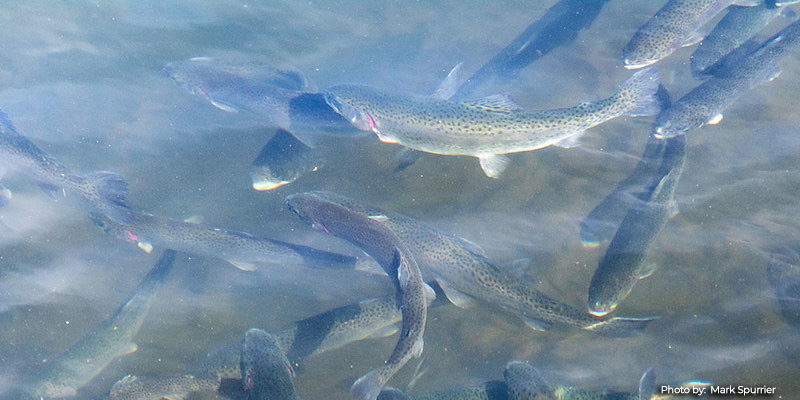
<box><xmin>660</xmin><ymin>384</ymin><xmax>777</xmax><ymax>397</ymax></box>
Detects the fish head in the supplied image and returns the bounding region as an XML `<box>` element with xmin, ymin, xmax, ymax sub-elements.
<box><xmin>588</xmin><ymin>297</ymin><xmax>618</xmax><ymax>317</ymax></box>
<box><xmin>286</xmin><ymin>192</ymin><xmax>332</xmax><ymax>233</ymax></box>
<box><xmin>653</xmin><ymin>108</ymin><xmax>695</xmax><ymax>139</ymax></box>
<box><xmin>324</xmin><ymin>85</ymin><xmax>384</xmax><ymax>134</ymax></box>
<box><xmin>89</xmin><ymin>211</ymin><xmax>139</xmax><ymax>243</ymax></box>
<box><xmin>241</xmin><ymin>328</ymin><xmax>297</xmax><ymax>397</ymax></box>
<box><xmin>623</xmin><ymin>31</ymin><xmax>673</xmax><ymax>70</ymax></box>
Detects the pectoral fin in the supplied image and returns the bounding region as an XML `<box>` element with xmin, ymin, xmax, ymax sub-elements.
<box><xmin>478</xmin><ymin>154</ymin><xmax>510</xmax><ymax>178</ymax></box>
<box><xmin>707</xmin><ymin>113</ymin><xmax>723</xmax><ymax>125</ymax></box>
<box><xmin>638</xmin><ymin>262</ymin><xmax>658</xmax><ymax>279</ymax></box>
<box><xmin>436</xmin><ymin>279</ymin><xmax>477</xmax><ymax>308</ymax></box>
<box><xmin>229</xmin><ymin>260</ymin><xmax>257</xmax><ymax>271</ymax></box>
<box><xmin>520</xmin><ymin>315</ymin><xmax>552</xmax><ymax>331</ymax></box>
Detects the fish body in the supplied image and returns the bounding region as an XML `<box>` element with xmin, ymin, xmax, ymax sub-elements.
<box><xmin>588</xmin><ymin>135</ymin><xmax>686</xmax><ymax>316</ymax></box>
<box><xmin>766</xmin><ymin>247</ymin><xmax>800</xmax><ymax>333</ymax></box>
<box><xmin>164</xmin><ymin>57</ymin><xmax>356</xmax><ymax>143</ymax></box>
<box><xmin>289</xmin><ymin>191</ymin><xmax>654</xmax><ymax>337</ymax></box>
<box><xmin>0</xmin><ymin>108</ymin><xmax>132</xmax><ymax>225</ymax></box>
<box><xmin>454</xmin><ymin>0</ymin><xmax>612</xmax><ymax>99</ymax></box>
<box><xmin>325</xmin><ymin>68</ymin><xmax>661</xmax><ymax>178</ymax></box>
<box><xmin>622</xmin><ymin>0</ymin><xmax>760</xmax><ymax>69</ymax></box>
<box><xmin>89</xmin><ymin>211</ymin><xmax>363</xmax><ymax>272</ymax></box>
<box><xmin>580</xmin><ymin>134</ymin><xmax>667</xmax><ymax>248</ymax></box>
<box><xmin>241</xmin><ymin>328</ymin><xmax>301</xmax><ymax>400</ymax></box>
<box><xmin>655</xmin><ymin>18</ymin><xmax>800</xmax><ymax>137</ymax></box>
<box><xmin>27</xmin><ymin>251</ymin><xmax>177</xmax><ymax>399</ymax></box>
<box><xmin>691</xmin><ymin>3</ymin><xmax>788</xmax><ymax>78</ymax></box>
<box><xmin>250</xmin><ymin>129</ymin><xmax>324</xmax><ymax>191</ymax></box>
<box><xmin>202</xmin><ymin>295</ymin><xmax>415</xmax><ymax>380</ymax></box>
<box><xmin>105</xmin><ymin>374</ymin><xmax>220</xmax><ymax>400</ymax></box>
<box><xmin>286</xmin><ymin>193</ymin><xmax>431</xmax><ymax>400</ymax></box>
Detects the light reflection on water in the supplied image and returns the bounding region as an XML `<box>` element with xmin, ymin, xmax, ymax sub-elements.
<box><xmin>1</xmin><ymin>1</ymin><xmax>800</xmax><ymax>399</ymax></box>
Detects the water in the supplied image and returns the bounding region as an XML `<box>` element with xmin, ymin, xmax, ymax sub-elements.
<box><xmin>1</xmin><ymin>1</ymin><xmax>799</xmax><ymax>398</ymax></box>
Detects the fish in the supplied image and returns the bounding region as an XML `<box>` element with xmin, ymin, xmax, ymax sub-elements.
<box><xmin>240</xmin><ymin>328</ymin><xmax>302</xmax><ymax>400</ymax></box>
<box><xmin>250</xmin><ymin>129</ymin><xmax>325</xmax><ymax>191</ymax></box>
<box><xmin>691</xmin><ymin>3</ymin><xmax>793</xmax><ymax>78</ymax></box>
<box><xmin>105</xmin><ymin>374</ymin><xmax>220</xmax><ymax>400</ymax></box>
<box><xmin>288</xmin><ymin>191</ymin><xmax>655</xmax><ymax>337</ymax></box>
<box><xmin>0</xmin><ymin>107</ymin><xmax>133</xmax><ymax>225</ymax></box>
<box><xmin>654</xmin><ymin>18</ymin><xmax>800</xmax><ymax>138</ymax></box>
<box><xmin>324</xmin><ymin>68</ymin><xmax>661</xmax><ymax>178</ymax></box>
<box><xmin>580</xmin><ymin>84</ymin><xmax>675</xmax><ymax>248</ymax></box>
<box><xmin>765</xmin><ymin>247</ymin><xmax>800</xmax><ymax>334</ymax></box>
<box><xmin>25</xmin><ymin>250</ymin><xmax>177</xmax><ymax>399</ymax></box>
<box><xmin>89</xmin><ymin>210</ymin><xmax>369</xmax><ymax>272</ymax></box>
<box><xmin>588</xmin><ymin>135</ymin><xmax>686</xmax><ymax>316</ymax></box>
<box><xmin>286</xmin><ymin>193</ymin><xmax>434</xmax><ymax>400</ymax></box>
<box><xmin>164</xmin><ymin>57</ymin><xmax>357</xmax><ymax>146</ymax></box>
<box><xmin>453</xmin><ymin>0</ymin><xmax>612</xmax><ymax>100</ymax></box>
<box><xmin>622</xmin><ymin>0</ymin><xmax>761</xmax><ymax>70</ymax></box>
<box><xmin>503</xmin><ymin>361</ymin><xmax>552</xmax><ymax>400</ymax></box>
<box><xmin>202</xmin><ymin>289</ymin><xmax>450</xmax><ymax>380</ymax></box>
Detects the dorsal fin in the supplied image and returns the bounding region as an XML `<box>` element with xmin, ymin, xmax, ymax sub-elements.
<box><xmin>432</xmin><ymin>62</ymin><xmax>463</xmax><ymax>100</ymax></box>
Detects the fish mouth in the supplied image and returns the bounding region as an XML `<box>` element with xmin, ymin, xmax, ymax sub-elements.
<box><xmin>323</xmin><ymin>93</ymin><xmax>377</xmax><ymax>133</ymax></box>
<box><xmin>588</xmin><ymin>301</ymin><xmax>616</xmax><ymax>317</ymax></box>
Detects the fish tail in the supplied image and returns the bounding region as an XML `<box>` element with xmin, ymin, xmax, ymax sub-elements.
<box><xmin>351</xmin><ymin>369</ymin><xmax>385</xmax><ymax>400</ymax></box>
<box><xmin>616</xmin><ymin>67</ymin><xmax>662</xmax><ymax>116</ymax></box>
<box><xmin>583</xmin><ymin>315</ymin><xmax>658</xmax><ymax>338</ymax></box>
<box><xmin>84</xmin><ymin>171</ymin><xmax>135</xmax><ymax>225</ymax></box>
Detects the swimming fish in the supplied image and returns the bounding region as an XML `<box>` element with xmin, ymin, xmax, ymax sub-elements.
<box><xmin>622</xmin><ymin>0</ymin><xmax>761</xmax><ymax>70</ymax></box>
<box><xmin>164</xmin><ymin>57</ymin><xmax>357</xmax><ymax>145</ymax></box>
<box><xmin>202</xmin><ymin>290</ymin><xmax>451</xmax><ymax>380</ymax></box>
<box><xmin>375</xmin><ymin>360</ymin><xmax>546</xmax><ymax>400</ymax></box>
<box><xmin>580</xmin><ymin>133</ymin><xmax>667</xmax><ymax>248</ymax></box>
<box><xmin>324</xmin><ymin>68</ymin><xmax>661</xmax><ymax>178</ymax></box>
<box><xmin>26</xmin><ymin>250</ymin><xmax>177</xmax><ymax>399</ymax></box>
<box><xmin>250</xmin><ymin>129</ymin><xmax>325</xmax><ymax>191</ymax></box>
<box><xmin>588</xmin><ymin>135</ymin><xmax>686</xmax><ymax>316</ymax></box>
<box><xmin>241</xmin><ymin>328</ymin><xmax>302</xmax><ymax>400</ymax></box>
<box><xmin>691</xmin><ymin>3</ymin><xmax>794</xmax><ymax>78</ymax></box>
<box><xmin>89</xmin><ymin>210</ymin><xmax>367</xmax><ymax>272</ymax></box>
<box><xmin>0</xmin><ymin>107</ymin><xmax>133</xmax><ymax>225</ymax></box>
<box><xmin>765</xmin><ymin>247</ymin><xmax>800</xmax><ymax>334</ymax></box>
<box><xmin>105</xmin><ymin>374</ymin><xmax>220</xmax><ymax>400</ymax></box>
<box><xmin>453</xmin><ymin>0</ymin><xmax>612</xmax><ymax>100</ymax></box>
<box><xmin>654</xmin><ymin>18</ymin><xmax>800</xmax><ymax>138</ymax></box>
<box><xmin>286</xmin><ymin>193</ymin><xmax>434</xmax><ymax>400</ymax></box>
<box><xmin>288</xmin><ymin>191</ymin><xmax>655</xmax><ymax>337</ymax></box>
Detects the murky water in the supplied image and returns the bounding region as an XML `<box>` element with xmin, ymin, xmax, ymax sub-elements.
<box><xmin>1</xmin><ymin>1</ymin><xmax>799</xmax><ymax>399</ymax></box>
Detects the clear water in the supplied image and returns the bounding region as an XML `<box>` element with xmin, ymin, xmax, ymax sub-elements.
<box><xmin>1</xmin><ymin>1</ymin><xmax>799</xmax><ymax>399</ymax></box>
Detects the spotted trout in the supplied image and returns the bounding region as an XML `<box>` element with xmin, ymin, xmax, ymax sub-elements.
<box><xmin>588</xmin><ymin>135</ymin><xmax>686</xmax><ymax>316</ymax></box>
<box><xmin>654</xmin><ymin>18</ymin><xmax>800</xmax><ymax>137</ymax></box>
<box><xmin>622</xmin><ymin>0</ymin><xmax>761</xmax><ymax>70</ymax></box>
<box><xmin>241</xmin><ymin>328</ymin><xmax>302</xmax><ymax>400</ymax></box>
<box><xmin>89</xmin><ymin>210</ymin><xmax>367</xmax><ymax>272</ymax></box>
<box><xmin>324</xmin><ymin>68</ymin><xmax>661</xmax><ymax>178</ymax></box>
<box><xmin>691</xmin><ymin>3</ymin><xmax>794</xmax><ymax>78</ymax></box>
<box><xmin>288</xmin><ymin>191</ymin><xmax>655</xmax><ymax>337</ymax></box>
<box><xmin>287</xmin><ymin>193</ymin><xmax>435</xmax><ymax>400</ymax></box>
<box><xmin>0</xmin><ymin>107</ymin><xmax>133</xmax><ymax>225</ymax></box>
<box><xmin>25</xmin><ymin>250</ymin><xmax>176</xmax><ymax>399</ymax></box>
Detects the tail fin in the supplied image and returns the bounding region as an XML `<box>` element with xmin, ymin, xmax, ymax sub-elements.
<box><xmin>351</xmin><ymin>369</ymin><xmax>384</xmax><ymax>400</ymax></box>
<box><xmin>584</xmin><ymin>315</ymin><xmax>658</xmax><ymax>338</ymax></box>
<box><xmin>617</xmin><ymin>67</ymin><xmax>661</xmax><ymax>116</ymax></box>
<box><xmin>84</xmin><ymin>171</ymin><xmax>134</xmax><ymax>225</ymax></box>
